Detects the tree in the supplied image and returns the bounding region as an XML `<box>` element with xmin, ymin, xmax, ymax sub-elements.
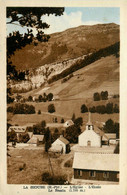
<box><xmin>7</xmin><ymin>7</ymin><xmax>64</xmax><ymax>100</ymax></box>
<box><xmin>47</xmin><ymin>93</ymin><xmax>53</xmax><ymax>101</ymax></box>
<box><xmin>38</xmin><ymin>95</ymin><xmax>43</xmax><ymax>102</ymax></box>
<box><xmin>71</xmin><ymin>113</ymin><xmax>76</xmax><ymax>122</ymax></box>
<box><xmin>7</xmin><ymin>8</ymin><xmax>64</xmax><ymax>58</ymax></box>
<box><xmin>48</xmin><ymin>104</ymin><xmax>55</xmax><ymax>113</ymax></box>
<box><xmin>113</xmin><ymin>104</ymin><xmax>119</xmax><ymax>113</ymax></box>
<box><xmin>93</xmin><ymin>92</ymin><xmax>100</xmax><ymax>101</ymax></box>
<box><xmin>103</xmin><ymin>119</ymin><xmax>114</xmax><ymax>133</ymax></box>
<box><xmin>52</xmin><ymin>128</ymin><xmax>60</xmax><ymax>142</ymax></box>
<box><xmin>114</xmin><ymin>122</ymin><xmax>119</xmax><ymax>138</ymax></box>
<box><xmin>74</xmin><ymin>117</ymin><xmax>83</xmax><ymax>127</ymax></box>
<box><xmin>7</xmin><ymin>130</ymin><xmax>17</xmax><ymax>143</ymax></box>
<box><xmin>18</xmin><ymin>133</ymin><xmax>30</xmax><ymax>143</ymax></box>
<box><xmin>61</xmin><ymin>118</ymin><xmax>64</xmax><ymax>123</ymax></box>
<box><xmin>101</xmin><ymin>91</ymin><xmax>108</xmax><ymax>100</ymax></box>
<box><xmin>96</xmin><ymin>105</ymin><xmax>106</xmax><ymax>114</ymax></box>
<box><xmin>45</xmin><ymin>128</ymin><xmax>52</xmax><ymax>152</ymax></box>
<box><xmin>65</xmin><ymin>125</ymin><xmax>81</xmax><ymax>143</ymax></box>
<box><xmin>89</xmin><ymin>106</ymin><xmax>96</xmax><ymax>113</ymax></box>
<box><xmin>81</xmin><ymin>104</ymin><xmax>88</xmax><ymax>113</ymax></box>
<box><xmin>28</xmin><ymin>95</ymin><xmax>33</xmax><ymax>102</ymax></box>
<box><xmin>106</xmin><ymin>103</ymin><xmax>113</xmax><ymax>114</ymax></box>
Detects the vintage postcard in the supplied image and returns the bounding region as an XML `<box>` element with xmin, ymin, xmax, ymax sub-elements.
<box><xmin>0</xmin><ymin>0</ymin><xmax>127</xmax><ymax>194</ymax></box>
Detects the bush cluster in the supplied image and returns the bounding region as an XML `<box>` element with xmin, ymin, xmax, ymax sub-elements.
<box><xmin>89</xmin><ymin>103</ymin><xmax>119</xmax><ymax>114</ymax></box>
<box><xmin>93</xmin><ymin>91</ymin><xmax>108</xmax><ymax>101</ymax></box>
<box><xmin>7</xmin><ymin>103</ymin><xmax>35</xmax><ymax>114</ymax></box>
<box><xmin>27</xmin><ymin>93</ymin><xmax>53</xmax><ymax>103</ymax></box>
<box><xmin>61</xmin><ymin>73</ymin><xmax>73</xmax><ymax>83</ymax></box>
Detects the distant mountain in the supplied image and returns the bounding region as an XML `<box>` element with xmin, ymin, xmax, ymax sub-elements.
<box><xmin>10</xmin><ymin>23</ymin><xmax>119</xmax><ymax>71</ymax></box>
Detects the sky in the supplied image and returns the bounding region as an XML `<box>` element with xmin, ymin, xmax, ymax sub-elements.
<box><xmin>7</xmin><ymin>7</ymin><xmax>120</xmax><ymax>36</ymax></box>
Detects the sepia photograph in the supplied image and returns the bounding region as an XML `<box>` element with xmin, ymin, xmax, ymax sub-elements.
<box><xmin>6</xmin><ymin>6</ymin><xmax>120</xmax><ymax>186</ymax></box>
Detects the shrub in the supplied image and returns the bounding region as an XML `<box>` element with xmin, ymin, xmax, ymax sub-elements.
<box><xmin>113</xmin><ymin>104</ymin><xmax>119</xmax><ymax>113</ymax></box>
<box><xmin>106</xmin><ymin>103</ymin><xmax>113</xmax><ymax>114</ymax></box>
<box><xmin>81</xmin><ymin>104</ymin><xmax>88</xmax><ymax>113</ymax></box>
<box><xmin>28</xmin><ymin>95</ymin><xmax>33</xmax><ymax>102</ymax></box>
<box><xmin>19</xmin><ymin>163</ymin><xmax>26</xmax><ymax>171</ymax></box>
<box><xmin>38</xmin><ymin>110</ymin><xmax>41</xmax><ymax>114</ymax></box>
<box><xmin>47</xmin><ymin>93</ymin><xmax>53</xmax><ymax>101</ymax></box>
<box><xmin>89</xmin><ymin>106</ymin><xmax>96</xmax><ymax>113</ymax></box>
<box><xmin>64</xmin><ymin>159</ymin><xmax>73</xmax><ymax>167</ymax></box>
<box><xmin>48</xmin><ymin>104</ymin><xmax>55</xmax><ymax>113</ymax></box>
<box><xmin>42</xmin><ymin>172</ymin><xmax>67</xmax><ymax>185</ymax></box>
<box><xmin>93</xmin><ymin>92</ymin><xmax>100</xmax><ymax>101</ymax></box>
<box><xmin>18</xmin><ymin>133</ymin><xmax>30</xmax><ymax>143</ymax></box>
<box><xmin>61</xmin><ymin>118</ymin><xmax>64</xmax><ymax>123</ymax></box>
<box><xmin>38</xmin><ymin>95</ymin><xmax>43</xmax><ymax>102</ymax></box>
<box><xmin>101</xmin><ymin>91</ymin><xmax>108</xmax><ymax>100</ymax></box>
<box><xmin>7</xmin><ymin>106</ymin><xmax>13</xmax><ymax>112</ymax></box>
<box><xmin>7</xmin><ymin>130</ymin><xmax>17</xmax><ymax>142</ymax></box>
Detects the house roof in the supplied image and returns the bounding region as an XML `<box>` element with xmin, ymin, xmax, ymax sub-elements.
<box><xmin>102</xmin><ymin>133</ymin><xmax>116</xmax><ymax>141</ymax></box>
<box><xmin>32</xmin><ymin>135</ymin><xmax>44</xmax><ymax>141</ymax></box>
<box><xmin>8</xmin><ymin>126</ymin><xmax>26</xmax><ymax>133</ymax></box>
<box><xmin>58</xmin><ymin>136</ymin><xmax>69</xmax><ymax>145</ymax></box>
<box><xmin>27</xmin><ymin>132</ymin><xmax>33</xmax><ymax>137</ymax></box>
<box><xmin>27</xmin><ymin>137</ymin><xmax>38</xmax><ymax>144</ymax></box>
<box><xmin>73</xmin><ymin>152</ymin><xmax>119</xmax><ymax>172</ymax></box>
<box><xmin>64</xmin><ymin>120</ymin><xmax>74</xmax><ymax>127</ymax></box>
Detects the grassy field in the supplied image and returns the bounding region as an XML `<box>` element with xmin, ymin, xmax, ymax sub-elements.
<box><xmin>7</xmin><ymin>148</ymin><xmax>73</xmax><ymax>184</ymax></box>
<box><xmin>8</xmin><ymin>54</ymin><xmax>119</xmax><ymax>127</ymax></box>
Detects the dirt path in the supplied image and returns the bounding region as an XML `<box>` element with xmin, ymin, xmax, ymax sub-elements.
<box><xmin>60</xmin><ymin>152</ymin><xmax>74</xmax><ymax>169</ymax></box>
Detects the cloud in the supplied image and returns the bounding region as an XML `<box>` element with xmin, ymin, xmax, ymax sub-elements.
<box><xmin>7</xmin><ymin>11</ymin><xmax>103</xmax><ymax>36</ymax></box>
<box><xmin>42</xmin><ymin>11</ymin><xmax>102</xmax><ymax>34</ymax></box>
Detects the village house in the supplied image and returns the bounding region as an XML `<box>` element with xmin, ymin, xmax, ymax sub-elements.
<box><xmin>50</xmin><ymin>135</ymin><xmax>70</xmax><ymax>154</ymax></box>
<box><xmin>27</xmin><ymin>134</ymin><xmax>44</xmax><ymax>146</ymax></box>
<box><xmin>102</xmin><ymin>133</ymin><xmax>117</xmax><ymax>145</ymax></box>
<box><xmin>8</xmin><ymin>126</ymin><xmax>27</xmax><ymax>141</ymax></box>
<box><xmin>72</xmin><ymin>152</ymin><xmax>119</xmax><ymax>184</ymax></box>
<box><xmin>63</xmin><ymin>120</ymin><xmax>74</xmax><ymax>128</ymax></box>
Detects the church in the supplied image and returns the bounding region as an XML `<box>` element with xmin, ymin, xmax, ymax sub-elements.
<box><xmin>78</xmin><ymin>113</ymin><xmax>102</xmax><ymax>147</ymax></box>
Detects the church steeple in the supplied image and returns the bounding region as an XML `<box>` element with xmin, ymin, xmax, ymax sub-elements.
<box><xmin>86</xmin><ymin>112</ymin><xmax>94</xmax><ymax>130</ymax></box>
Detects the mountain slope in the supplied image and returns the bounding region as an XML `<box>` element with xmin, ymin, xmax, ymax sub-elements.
<box><xmin>27</xmin><ymin>54</ymin><xmax>119</xmax><ymax>100</ymax></box>
<box><xmin>10</xmin><ymin>23</ymin><xmax>119</xmax><ymax>71</ymax></box>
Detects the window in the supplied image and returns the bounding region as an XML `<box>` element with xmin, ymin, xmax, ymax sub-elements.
<box><xmin>89</xmin><ymin>171</ymin><xmax>96</xmax><ymax>177</ymax></box>
<box><xmin>103</xmin><ymin>172</ymin><xmax>109</xmax><ymax>178</ymax></box>
<box><xmin>87</xmin><ymin>140</ymin><xmax>91</xmax><ymax>146</ymax></box>
<box><xmin>78</xmin><ymin>170</ymin><xmax>82</xmax><ymax>177</ymax></box>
